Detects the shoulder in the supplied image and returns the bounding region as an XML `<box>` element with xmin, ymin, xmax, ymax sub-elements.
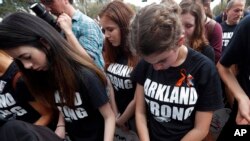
<box><xmin>79</xmin><ymin>67</ymin><xmax>99</xmax><ymax>79</ymax></box>
<box><xmin>238</xmin><ymin>15</ymin><xmax>250</xmax><ymax>29</ymax></box>
<box><xmin>215</xmin><ymin>14</ymin><xmax>222</xmax><ymax>23</ymax></box>
<box><xmin>73</xmin><ymin>10</ymin><xmax>97</xmax><ymax>24</ymax></box>
<box><xmin>213</xmin><ymin>22</ymin><xmax>222</xmax><ymax>31</ymax></box>
<box><xmin>187</xmin><ymin>47</ymin><xmax>214</xmax><ymax>66</ymax></box>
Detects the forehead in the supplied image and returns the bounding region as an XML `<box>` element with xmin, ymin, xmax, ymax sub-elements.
<box><xmin>143</xmin><ymin>49</ymin><xmax>173</xmax><ymax>64</ymax></box>
<box><xmin>100</xmin><ymin>16</ymin><xmax>117</xmax><ymax>26</ymax></box>
<box><xmin>181</xmin><ymin>13</ymin><xmax>195</xmax><ymax>21</ymax></box>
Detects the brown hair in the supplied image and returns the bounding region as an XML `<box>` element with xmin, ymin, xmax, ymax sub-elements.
<box><xmin>180</xmin><ymin>0</ymin><xmax>209</xmax><ymax>52</ymax></box>
<box><xmin>130</xmin><ymin>0</ymin><xmax>183</xmax><ymax>56</ymax></box>
<box><xmin>99</xmin><ymin>0</ymin><xmax>139</xmax><ymax>69</ymax></box>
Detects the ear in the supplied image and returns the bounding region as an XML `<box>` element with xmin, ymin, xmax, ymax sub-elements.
<box><xmin>177</xmin><ymin>35</ymin><xmax>185</xmax><ymax>47</ymax></box>
<box><xmin>39</xmin><ymin>38</ymin><xmax>50</xmax><ymax>50</ymax></box>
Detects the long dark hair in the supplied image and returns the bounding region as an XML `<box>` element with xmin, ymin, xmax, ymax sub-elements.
<box><xmin>99</xmin><ymin>0</ymin><xmax>139</xmax><ymax>69</ymax></box>
<box><xmin>0</xmin><ymin>12</ymin><xmax>106</xmax><ymax>108</ymax></box>
<box><xmin>180</xmin><ymin>0</ymin><xmax>209</xmax><ymax>52</ymax></box>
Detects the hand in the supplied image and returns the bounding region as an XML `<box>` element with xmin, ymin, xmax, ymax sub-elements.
<box><xmin>116</xmin><ymin>116</ymin><xmax>129</xmax><ymax>132</ymax></box>
<box><xmin>236</xmin><ymin>98</ymin><xmax>250</xmax><ymax>125</ymax></box>
<box><xmin>57</xmin><ymin>13</ymin><xmax>73</xmax><ymax>35</ymax></box>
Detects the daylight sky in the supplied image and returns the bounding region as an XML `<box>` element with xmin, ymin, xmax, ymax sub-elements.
<box><xmin>124</xmin><ymin>0</ymin><xmax>220</xmax><ymax>9</ymax></box>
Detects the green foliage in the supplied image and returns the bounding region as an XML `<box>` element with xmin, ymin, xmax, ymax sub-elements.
<box><xmin>212</xmin><ymin>0</ymin><xmax>227</xmax><ymax>16</ymax></box>
<box><xmin>246</xmin><ymin>0</ymin><xmax>250</xmax><ymax>8</ymax></box>
<box><xmin>86</xmin><ymin>2</ymin><xmax>104</xmax><ymax>19</ymax></box>
<box><xmin>0</xmin><ymin>0</ymin><xmax>35</xmax><ymax>17</ymax></box>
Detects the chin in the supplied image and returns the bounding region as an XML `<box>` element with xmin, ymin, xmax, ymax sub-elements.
<box><xmin>112</xmin><ymin>43</ymin><xmax>120</xmax><ymax>47</ymax></box>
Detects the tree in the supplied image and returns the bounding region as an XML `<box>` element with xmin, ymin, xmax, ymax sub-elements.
<box><xmin>0</xmin><ymin>0</ymin><xmax>36</xmax><ymax>17</ymax></box>
<box><xmin>86</xmin><ymin>2</ymin><xmax>103</xmax><ymax>19</ymax></box>
<box><xmin>212</xmin><ymin>0</ymin><xmax>227</xmax><ymax>16</ymax></box>
<box><xmin>246</xmin><ymin>0</ymin><xmax>250</xmax><ymax>8</ymax></box>
<box><xmin>74</xmin><ymin>0</ymin><xmax>111</xmax><ymax>18</ymax></box>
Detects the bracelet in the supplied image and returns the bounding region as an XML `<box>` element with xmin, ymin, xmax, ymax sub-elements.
<box><xmin>57</xmin><ymin>125</ymin><xmax>65</xmax><ymax>128</ymax></box>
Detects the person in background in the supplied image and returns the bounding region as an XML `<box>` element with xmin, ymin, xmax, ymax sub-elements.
<box><xmin>215</xmin><ymin>0</ymin><xmax>248</xmax><ymax>24</ymax></box>
<box><xmin>221</xmin><ymin>0</ymin><xmax>245</xmax><ymax>52</ymax></box>
<box><xmin>129</xmin><ymin>0</ymin><xmax>224</xmax><ymax>140</ymax></box>
<box><xmin>40</xmin><ymin>1</ymin><xmax>118</xmax><ymax>137</ymax></box>
<box><xmin>0</xmin><ymin>12</ymin><xmax>115</xmax><ymax>141</ymax></box>
<box><xmin>220</xmin><ymin>0</ymin><xmax>245</xmax><ymax>110</ymax></box>
<box><xmin>216</xmin><ymin>13</ymin><xmax>250</xmax><ymax>141</ymax></box>
<box><xmin>99</xmin><ymin>0</ymin><xmax>139</xmax><ymax>132</ymax></box>
<box><xmin>200</xmin><ymin>0</ymin><xmax>214</xmax><ymax>18</ymax></box>
<box><xmin>180</xmin><ymin>0</ymin><xmax>215</xmax><ymax>62</ymax></box>
<box><xmin>199</xmin><ymin>0</ymin><xmax>223</xmax><ymax>63</ymax></box>
<box><xmin>0</xmin><ymin>50</ymin><xmax>52</xmax><ymax>126</ymax></box>
<box><xmin>40</xmin><ymin>0</ymin><xmax>104</xmax><ymax>69</ymax></box>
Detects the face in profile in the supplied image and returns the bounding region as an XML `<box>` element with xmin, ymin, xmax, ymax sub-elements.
<box><xmin>5</xmin><ymin>45</ymin><xmax>49</xmax><ymax>71</ymax></box>
<box><xmin>100</xmin><ymin>16</ymin><xmax>121</xmax><ymax>47</ymax></box>
<box><xmin>40</xmin><ymin>0</ymin><xmax>65</xmax><ymax>16</ymax></box>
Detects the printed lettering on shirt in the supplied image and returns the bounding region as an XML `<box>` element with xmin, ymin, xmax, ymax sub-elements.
<box><xmin>107</xmin><ymin>63</ymin><xmax>133</xmax><ymax>90</ymax></box>
<box><xmin>0</xmin><ymin>80</ymin><xmax>7</xmax><ymax>93</ymax></box>
<box><xmin>107</xmin><ymin>64</ymin><xmax>133</xmax><ymax>77</ymax></box>
<box><xmin>107</xmin><ymin>74</ymin><xmax>132</xmax><ymax>90</ymax></box>
<box><xmin>55</xmin><ymin>91</ymin><xmax>88</xmax><ymax>122</ymax></box>
<box><xmin>144</xmin><ymin>78</ymin><xmax>197</xmax><ymax>122</ymax></box>
<box><xmin>0</xmin><ymin>93</ymin><xmax>27</xmax><ymax>117</ymax></box>
<box><xmin>222</xmin><ymin>32</ymin><xmax>234</xmax><ymax>47</ymax></box>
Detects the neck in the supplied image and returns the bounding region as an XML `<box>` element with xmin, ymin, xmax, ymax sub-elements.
<box><xmin>0</xmin><ymin>56</ymin><xmax>13</xmax><ymax>76</ymax></box>
<box><xmin>172</xmin><ymin>45</ymin><xmax>188</xmax><ymax>67</ymax></box>
<box><xmin>225</xmin><ymin>20</ymin><xmax>237</xmax><ymax>26</ymax></box>
<box><xmin>66</xmin><ymin>4</ymin><xmax>76</xmax><ymax>18</ymax></box>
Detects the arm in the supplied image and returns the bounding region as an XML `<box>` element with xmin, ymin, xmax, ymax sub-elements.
<box><xmin>224</xmin><ymin>64</ymin><xmax>238</xmax><ymax>108</ymax></box>
<box><xmin>135</xmin><ymin>84</ymin><xmax>150</xmax><ymax>141</ymax></box>
<box><xmin>217</xmin><ymin>62</ymin><xmax>250</xmax><ymax>124</ymax></box>
<box><xmin>54</xmin><ymin>111</ymin><xmax>66</xmax><ymax>139</ymax></box>
<box><xmin>57</xmin><ymin>13</ymin><xmax>92</xmax><ymax>62</ymax></box>
<box><xmin>116</xmin><ymin>97</ymin><xmax>135</xmax><ymax>130</ymax></box>
<box><xmin>99</xmin><ymin>102</ymin><xmax>116</xmax><ymax>141</ymax></box>
<box><xmin>181</xmin><ymin>111</ymin><xmax>213</xmax><ymax>141</ymax></box>
<box><xmin>29</xmin><ymin>101</ymin><xmax>52</xmax><ymax>126</ymax></box>
<box><xmin>107</xmin><ymin>77</ymin><xmax>119</xmax><ymax>116</ymax></box>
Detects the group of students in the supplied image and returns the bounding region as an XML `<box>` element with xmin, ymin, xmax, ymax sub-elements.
<box><xmin>0</xmin><ymin>0</ymin><xmax>250</xmax><ymax>141</ymax></box>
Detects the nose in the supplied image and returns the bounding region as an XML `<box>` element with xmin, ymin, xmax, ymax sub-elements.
<box><xmin>104</xmin><ymin>31</ymin><xmax>110</xmax><ymax>38</ymax></box>
<box><xmin>23</xmin><ymin>61</ymin><xmax>33</xmax><ymax>70</ymax></box>
<box><xmin>153</xmin><ymin>64</ymin><xmax>163</xmax><ymax>71</ymax></box>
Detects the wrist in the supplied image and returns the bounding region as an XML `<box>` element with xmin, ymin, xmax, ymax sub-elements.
<box><xmin>57</xmin><ymin>125</ymin><xmax>65</xmax><ymax>128</ymax></box>
<box><xmin>116</xmin><ymin>113</ymin><xmax>121</xmax><ymax>119</ymax></box>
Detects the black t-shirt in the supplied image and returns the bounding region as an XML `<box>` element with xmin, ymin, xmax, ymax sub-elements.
<box><xmin>220</xmin><ymin>15</ymin><xmax>250</xmax><ymax>97</ymax></box>
<box><xmin>55</xmin><ymin>67</ymin><xmax>109</xmax><ymax>141</ymax></box>
<box><xmin>201</xmin><ymin>44</ymin><xmax>215</xmax><ymax>62</ymax></box>
<box><xmin>220</xmin><ymin>21</ymin><xmax>237</xmax><ymax>52</ymax></box>
<box><xmin>106</xmin><ymin>56</ymin><xmax>135</xmax><ymax>113</ymax></box>
<box><xmin>0</xmin><ymin>62</ymin><xmax>40</xmax><ymax>123</ymax></box>
<box><xmin>133</xmin><ymin>47</ymin><xmax>223</xmax><ymax>141</ymax></box>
